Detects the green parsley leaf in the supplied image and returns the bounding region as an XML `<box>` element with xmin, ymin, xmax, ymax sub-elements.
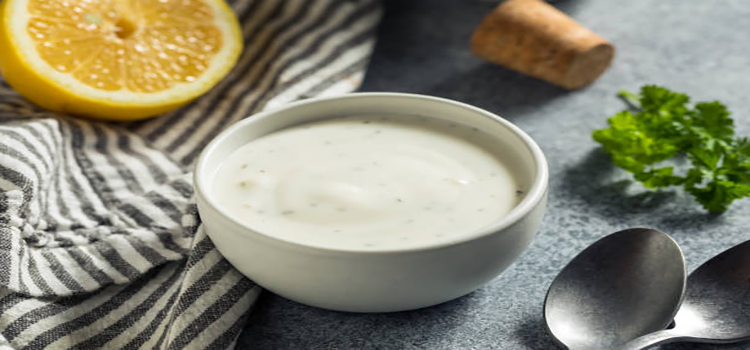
<box><xmin>593</xmin><ymin>85</ymin><xmax>750</xmax><ymax>212</ymax></box>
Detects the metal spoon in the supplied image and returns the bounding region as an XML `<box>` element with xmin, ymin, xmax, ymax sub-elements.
<box><xmin>622</xmin><ymin>239</ymin><xmax>750</xmax><ymax>349</ymax></box>
<box><xmin>544</xmin><ymin>228</ymin><xmax>686</xmax><ymax>350</ymax></box>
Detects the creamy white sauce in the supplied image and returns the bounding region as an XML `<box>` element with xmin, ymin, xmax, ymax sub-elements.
<box><xmin>212</xmin><ymin>115</ymin><xmax>525</xmax><ymax>250</ymax></box>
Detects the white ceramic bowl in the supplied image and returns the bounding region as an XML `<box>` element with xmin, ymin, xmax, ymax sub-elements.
<box><xmin>194</xmin><ymin>93</ymin><xmax>548</xmax><ymax>313</ymax></box>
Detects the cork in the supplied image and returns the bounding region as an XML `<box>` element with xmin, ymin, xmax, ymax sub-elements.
<box><xmin>470</xmin><ymin>0</ymin><xmax>615</xmax><ymax>90</ymax></box>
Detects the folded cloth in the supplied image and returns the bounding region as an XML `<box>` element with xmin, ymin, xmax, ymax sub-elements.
<box><xmin>0</xmin><ymin>0</ymin><xmax>381</xmax><ymax>348</ymax></box>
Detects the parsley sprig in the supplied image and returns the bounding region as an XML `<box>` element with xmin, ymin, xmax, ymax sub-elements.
<box><xmin>593</xmin><ymin>85</ymin><xmax>750</xmax><ymax>213</ymax></box>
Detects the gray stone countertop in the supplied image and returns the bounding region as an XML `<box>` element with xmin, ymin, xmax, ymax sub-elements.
<box><xmin>237</xmin><ymin>0</ymin><xmax>750</xmax><ymax>348</ymax></box>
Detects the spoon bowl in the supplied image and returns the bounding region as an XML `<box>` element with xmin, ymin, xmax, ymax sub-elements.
<box><xmin>544</xmin><ymin>228</ymin><xmax>686</xmax><ymax>350</ymax></box>
<box><xmin>622</xmin><ymin>239</ymin><xmax>750</xmax><ymax>349</ymax></box>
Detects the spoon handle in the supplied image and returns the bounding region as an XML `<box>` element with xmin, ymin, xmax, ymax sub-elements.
<box><xmin>620</xmin><ymin>329</ymin><xmax>685</xmax><ymax>350</ymax></box>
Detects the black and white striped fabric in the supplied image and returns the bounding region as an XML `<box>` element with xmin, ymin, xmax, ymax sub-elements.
<box><xmin>0</xmin><ymin>0</ymin><xmax>381</xmax><ymax>348</ymax></box>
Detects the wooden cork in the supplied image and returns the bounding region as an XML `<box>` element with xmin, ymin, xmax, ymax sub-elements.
<box><xmin>471</xmin><ymin>0</ymin><xmax>615</xmax><ymax>90</ymax></box>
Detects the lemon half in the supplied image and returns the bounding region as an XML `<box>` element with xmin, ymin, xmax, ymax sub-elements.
<box><xmin>0</xmin><ymin>0</ymin><xmax>243</xmax><ymax>120</ymax></box>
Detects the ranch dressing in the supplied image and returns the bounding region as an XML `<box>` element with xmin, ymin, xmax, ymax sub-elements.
<box><xmin>212</xmin><ymin>115</ymin><xmax>525</xmax><ymax>250</ymax></box>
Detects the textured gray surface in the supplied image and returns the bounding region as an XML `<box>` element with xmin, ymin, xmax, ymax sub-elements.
<box><xmin>237</xmin><ymin>0</ymin><xmax>750</xmax><ymax>349</ymax></box>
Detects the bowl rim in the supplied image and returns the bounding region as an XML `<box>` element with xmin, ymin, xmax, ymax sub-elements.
<box><xmin>194</xmin><ymin>92</ymin><xmax>549</xmax><ymax>254</ymax></box>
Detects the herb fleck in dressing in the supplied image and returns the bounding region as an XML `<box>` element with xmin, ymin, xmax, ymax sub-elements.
<box><xmin>212</xmin><ymin>115</ymin><xmax>526</xmax><ymax>250</ymax></box>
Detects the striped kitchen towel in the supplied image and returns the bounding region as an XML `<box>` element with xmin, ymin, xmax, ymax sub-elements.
<box><xmin>0</xmin><ymin>0</ymin><xmax>381</xmax><ymax>348</ymax></box>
